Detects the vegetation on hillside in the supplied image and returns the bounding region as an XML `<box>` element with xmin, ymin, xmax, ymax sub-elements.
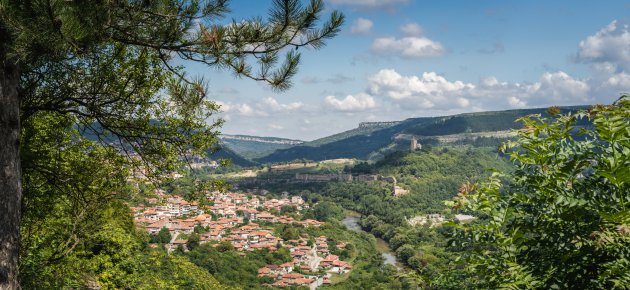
<box><xmin>255</xmin><ymin>107</ymin><xmax>587</xmax><ymax>164</ymax></box>
<box><xmin>211</xmin><ymin>144</ymin><xmax>259</xmax><ymax>167</ymax></box>
<box><xmin>220</xmin><ymin>135</ymin><xmax>304</xmax><ymax>159</ymax></box>
<box><xmin>243</xmin><ymin>100</ymin><xmax>629</xmax><ymax>288</ymax></box>
<box><xmin>0</xmin><ymin>0</ymin><xmax>343</xmax><ymax>288</ymax></box>
<box><xmin>402</xmin><ymin>107</ymin><xmax>588</xmax><ymax>136</ymax></box>
<box><xmin>448</xmin><ymin>99</ymin><xmax>630</xmax><ymax>288</ymax></box>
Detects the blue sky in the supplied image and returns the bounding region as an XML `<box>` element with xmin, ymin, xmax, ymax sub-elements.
<box><xmin>188</xmin><ymin>0</ymin><xmax>630</xmax><ymax>140</ymax></box>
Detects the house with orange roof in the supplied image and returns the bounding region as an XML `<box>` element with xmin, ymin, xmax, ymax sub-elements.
<box><xmin>255</xmin><ymin>212</ymin><xmax>277</xmax><ymax>222</ymax></box>
<box><xmin>319</xmin><ymin>255</ymin><xmax>339</xmax><ymax>268</ymax></box>
<box><xmin>280</xmin><ymin>262</ymin><xmax>294</xmax><ymax>273</ymax></box>
<box><xmin>331</xmin><ymin>260</ymin><xmax>350</xmax><ymax>274</ymax></box>
<box><xmin>257</xmin><ymin>267</ymin><xmax>272</xmax><ymax>277</ymax></box>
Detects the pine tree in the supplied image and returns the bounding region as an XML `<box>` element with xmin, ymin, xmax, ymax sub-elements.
<box><xmin>0</xmin><ymin>1</ymin><xmax>343</xmax><ymax>288</ymax></box>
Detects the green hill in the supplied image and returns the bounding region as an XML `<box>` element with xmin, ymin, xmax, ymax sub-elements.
<box><xmin>254</xmin><ymin>106</ymin><xmax>589</xmax><ymax>164</ymax></box>
<box><xmin>220</xmin><ymin>134</ymin><xmax>304</xmax><ymax>159</ymax></box>
<box><xmin>209</xmin><ymin>143</ymin><xmax>258</xmax><ymax>167</ymax></box>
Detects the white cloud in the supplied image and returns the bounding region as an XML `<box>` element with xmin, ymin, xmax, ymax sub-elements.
<box><xmin>400</xmin><ymin>23</ymin><xmax>423</xmax><ymax>36</ymax></box>
<box><xmin>368</xmin><ymin>69</ymin><xmax>472</xmax><ymax>108</ymax></box>
<box><xmin>217</xmin><ymin>97</ymin><xmax>304</xmax><ymax>117</ymax></box>
<box><xmin>508</xmin><ymin>96</ymin><xmax>527</xmax><ymax>108</ymax></box>
<box><xmin>260</xmin><ymin>97</ymin><xmax>304</xmax><ymax>112</ymax></box>
<box><xmin>324</xmin><ymin>93</ymin><xmax>376</xmax><ymax>111</ymax></box>
<box><xmin>328</xmin><ymin>0</ymin><xmax>409</xmax><ymax>8</ymax></box>
<box><xmin>574</xmin><ymin>20</ymin><xmax>630</xmax><ymax>99</ymax></box>
<box><xmin>218</xmin><ymin>102</ymin><xmax>260</xmax><ymax>117</ymax></box>
<box><xmin>577</xmin><ymin>20</ymin><xmax>630</xmax><ymax>71</ymax></box>
<box><xmin>350</xmin><ymin>18</ymin><xmax>373</xmax><ymax>35</ymax></box>
<box><xmin>604</xmin><ymin>71</ymin><xmax>630</xmax><ymax>87</ymax></box>
<box><xmin>366</xmin><ymin>69</ymin><xmax>593</xmax><ymax>111</ymax></box>
<box><xmin>371</xmin><ymin>36</ymin><xmax>445</xmax><ymax>58</ymax></box>
<box><xmin>531</xmin><ymin>71</ymin><xmax>590</xmax><ymax>103</ymax></box>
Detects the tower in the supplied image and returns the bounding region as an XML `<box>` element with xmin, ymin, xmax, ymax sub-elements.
<box><xmin>410</xmin><ymin>136</ymin><xmax>417</xmax><ymax>151</ymax></box>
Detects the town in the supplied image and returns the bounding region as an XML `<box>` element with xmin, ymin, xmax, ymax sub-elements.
<box><xmin>131</xmin><ymin>190</ymin><xmax>352</xmax><ymax>289</ymax></box>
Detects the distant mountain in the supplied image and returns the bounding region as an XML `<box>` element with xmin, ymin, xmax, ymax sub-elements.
<box><xmin>79</xmin><ymin>122</ymin><xmax>258</xmax><ymax>167</ymax></box>
<box><xmin>207</xmin><ymin>143</ymin><xmax>258</xmax><ymax>167</ymax></box>
<box><xmin>220</xmin><ymin>134</ymin><xmax>304</xmax><ymax>159</ymax></box>
<box><xmin>254</xmin><ymin>106</ymin><xmax>589</xmax><ymax>164</ymax></box>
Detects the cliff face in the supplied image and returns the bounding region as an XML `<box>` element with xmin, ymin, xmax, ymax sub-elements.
<box><xmin>221</xmin><ymin>135</ymin><xmax>304</xmax><ymax>145</ymax></box>
<box><xmin>357</xmin><ymin>121</ymin><xmax>400</xmax><ymax>129</ymax></box>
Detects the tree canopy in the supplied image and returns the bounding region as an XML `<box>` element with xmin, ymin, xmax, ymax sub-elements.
<box><xmin>0</xmin><ymin>0</ymin><xmax>343</xmax><ymax>288</ymax></box>
<box><xmin>448</xmin><ymin>98</ymin><xmax>630</xmax><ymax>289</ymax></box>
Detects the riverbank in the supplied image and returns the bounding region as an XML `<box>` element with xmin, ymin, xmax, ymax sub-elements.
<box><xmin>341</xmin><ymin>211</ymin><xmax>401</xmax><ymax>269</ymax></box>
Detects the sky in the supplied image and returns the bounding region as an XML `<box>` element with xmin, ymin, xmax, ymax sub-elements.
<box><xmin>187</xmin><ymin>0</ymin><xmax>630</xmax><ymax>141</ymax></box>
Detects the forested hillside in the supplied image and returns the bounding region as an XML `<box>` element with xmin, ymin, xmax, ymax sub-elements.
<box><xmin>220</xmin><ymin>135</ymin><xmax>304</xmax><ymax>159</ymax></box>
<box><xmin>210</xmin><ymin>144</ymin><xmax>258</xmax><ymax>167</ymax></box>
<box><xmin>254</xmin><ymin>106</ymin><xmax>588</xmax><ymax>164</ymax></box>
<box><xmin>254</xmin><ymin>122</ymin><xmax>414</xmax><ymax>163</ymax></box>
<box><xmin>244</xmin><ymin>143</ymin><xmax>513</xmax><ymax>288</ymax></box>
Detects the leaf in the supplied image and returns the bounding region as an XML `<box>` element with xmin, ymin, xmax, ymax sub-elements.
<box><xmin>599</xmin><ymin>211</ymin><xmax>630</xmax><ymax>224</ymax></box>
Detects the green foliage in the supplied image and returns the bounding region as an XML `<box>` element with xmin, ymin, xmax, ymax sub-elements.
<box><xmin>3</xmin><ymin>0</ymin><xmax>344</xmax><ymax>287</ymax></box>
<box><xmin>312</xmin><ymin>201</ymin><xmax>345</xmax><ymax>222</ymax></box>
<box><xmin>375</xmin><ymin>147</ymin><xmax>513</xmax><ymax>213</ymax></box>
<box><xmin>448</xmin><ymin>98</ymin><xmax>630</xmax><ymax>289</ymax></box>
<box><xmin>100</xmin><ymin>249</ymin><xmax>230</xmax><ymax>290</ymax></box>
<box><xmin>395</xmin><ymin>244</ymin><xmax>416</xmax><ymax>264</ymax></box>
<box><xmin>186</xmin><ymin>233</ymin><xmax>200</xmax><ymax>251</ymax></box>
<box><xmin>184</xmin><ymin>244</ymin><xmax>291</xmax><ymax>289</ymax></box>
<box><xmin>280</xmin><ymin>204</ymin><xmax>298</xmax><ymax>214</ymax></box>
<box><xmin>152</xmin><ymin>227</ymin><xmax>172</xmax><ymax>244</ymax></box>
<box><xmin>220</xmin><ymin>135</ymin><xmax>304</xmax><ymax>159</ymax></box>
<box><xmin>308</xmin><ymin>148</ymin><xmax>510</xmax><ymax>229</ymax></box>
<box><xmin>255</xmin><ymin>107</ymin><xmax>587</xmax><ymax>164</ymax></box>
<box><xmin>20</xmin><ymin>194</ymin><xmax>226</xmax><ymax>289</ymax></box>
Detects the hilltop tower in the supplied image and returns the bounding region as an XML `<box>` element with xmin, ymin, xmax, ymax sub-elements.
<box><xmin>410</xmin><ymin>137</ymin><xmax>417</xmax><ymax>151</ymax></box>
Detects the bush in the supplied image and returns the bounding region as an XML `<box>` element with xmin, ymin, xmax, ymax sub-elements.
<box><xmin>448</xmin><ymin>99</ymin><xmax>630</xmax><ymax>289</ymax></box>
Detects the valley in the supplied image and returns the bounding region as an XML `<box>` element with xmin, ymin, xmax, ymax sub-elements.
<box><xmin>341</xmin><ymin>213</ymin><xmax>401</xmax><ymax>269</ymax></box>
<box><xmin>7</xmin><ymin>2</ymin><xmax>630</xmax><ymax>289</ymax></box>
<box><xmin>134</xmin><ymin>107</ymin><xmax>574</xmax><ymax>289</ymax></box>
<box><xmin>116</xmin><ymin>105</ymin><xmax>603</xmax><ymax>289</ymax></box>
<box><xmin>138</xmin><ymin>128</ymin><xmax>515</xmax><ymax>288</ymax></box>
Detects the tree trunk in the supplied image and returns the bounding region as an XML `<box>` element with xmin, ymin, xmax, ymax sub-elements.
<box><xmin>0</xmin><ymin>25</ymin><xmax>21</xmax><ymax>290</ymax></box>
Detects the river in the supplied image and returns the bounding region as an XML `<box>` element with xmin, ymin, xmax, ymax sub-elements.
<box><xmin>341</xmin><ymin>214</ymin><xmax>401</xmax><ymax>269</ymax></box>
